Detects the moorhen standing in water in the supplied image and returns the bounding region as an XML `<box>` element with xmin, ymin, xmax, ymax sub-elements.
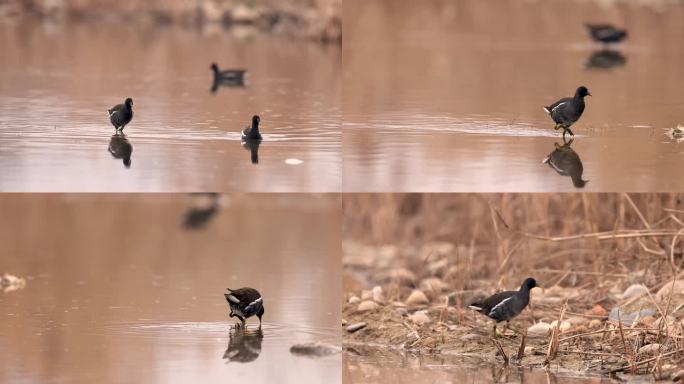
<box><xmin>108</xmin><ymin>98</ymin><xmax>134</xmax><ymax>132</ymax></box>
<box><xmin>241</xmin><ymin>115</ymin><xmax>262</xmax><ymax>141</ymax></box>
<box><xmin>543</xmin><ymin>86</ymin><xmax>591</xmax><ymax>139</ymax></box>
<box><xmin>225</xmin><ymin>287</ymin><xmax>265</xmax><ymax>329</ymax></box>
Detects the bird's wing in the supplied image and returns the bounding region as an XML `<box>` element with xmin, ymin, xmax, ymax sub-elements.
<box><xmin>488</xmin><ymin>296</ymin><xmax>514</xmax><ymax>318</ymax></box>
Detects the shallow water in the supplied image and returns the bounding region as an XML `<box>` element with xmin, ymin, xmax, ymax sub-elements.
<box><xmin>0</xmin><ymin>23</ymin><xmax>341</xmax><ymax>192</ymax></box>
<box><xmin>0</xmin><ymin>194</ymin><xmax>341</xmax><ymax>383</ymax></box>
<box><xmin>343</xmin><ymin>0</ymin><xmax>684</xmax><ymax>192</ymax></box>
<box><xmin>344</xmin><ymin>351</ymin><xmax>615</xmax><ymax>384</ymax></box>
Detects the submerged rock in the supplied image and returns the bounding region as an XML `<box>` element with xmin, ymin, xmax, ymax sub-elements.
<box><xmin>290</xmin><ymin>342</ymin><xmax>341</xmax><ymax>357</ymax></box>
<box><xmin>0</xmin><ymin>273</ymin><xmax>26</xmax><ymax>293</ymax></box>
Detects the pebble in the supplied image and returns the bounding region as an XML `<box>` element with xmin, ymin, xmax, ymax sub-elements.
<box><xmin>346</xmin><ymin>322</ymin><xmax>367</xmax><ymax>333</ymax></box>
<box><xmin>348</xmin><ymin>296</ymin><xmax>360</xmax><ymax>304</ymax></box>
<box><xmin>550</xmin><ymin>320</ymin><xmax>572</xmax><ymax>333</ymax></box>
<box><xmin>357</xmin><ymin>300</ymin><xmax>379</xmax><ymax>312</ymax></box>
<box><xmin>460</xmin><ymin>333</ymin><xmax>480</xmax><ymax>342</ymax></box>
<box><xmin>528</xmin><ymin>322</ymin><xmax>552</xmax><ymax>337</ymax></box>
<box><xmin>389</xmin><ymin>268</ymin><xmax>416</xmax><ymax>286</ymax></box>
<box><xmin>638</xmin><ymin>343</ymin><xmax>662</xmax><ymax>354</ymax></box>
<box><xmin>406</xmin><ymin>290</ymin><xmax>429</xmax><ymax>305</ymax></box>
<box><xmin>372</xmin><ymin>286</ymin><xmax>384</xmax><ymax>302</ymax></box>
<box><xmin>589</xmin><ymin>319</ymin><xmax>603</xmax><ymax>328</ymax></box>
<box><xmin>588</xmin><ymin>304</ymin><xmax>608</xmax><ymax>317</ymax></box>
<box><xmin>420</xmin><ymin>278</ymin><xmax>447</xmax><ymax>295</ymax></box>
<box><xmin>622</xmin><ymin>284</ymin><xmax>649</xmax><ymax>299</ymax></box>
<box><xmin>409</xmin><ymin>310</ymin><xmax>430</xmax><ymax>325</ymax></box>
<box><xmin>361</xmin><ymin>290</ymin><xmax>373</xmax><ymax>301</ymax></box>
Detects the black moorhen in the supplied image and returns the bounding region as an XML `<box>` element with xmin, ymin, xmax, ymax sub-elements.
<box><xmin>108</xmin><ymin>98</ymin><xmax>134</xmax><ymax>132</ymax></box>
<box><xmin>543</xmin><ymin>86</ymin><xmax>591</xmax><ymax>138</ymax></box>
<box><xmin>225</xmin><ymin>287</ymin><xmax>265</xmax><ymax>329</ymax></box>
<box><xmin>469</xmin><ymin>278</ymin><xmax>539</xmax><ymax>337</ymax></box>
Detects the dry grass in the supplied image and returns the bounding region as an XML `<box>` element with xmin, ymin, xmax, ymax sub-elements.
<box><xmin>343</xmin><ymin>193</ymin><xmax>684</xmax><ymax>376</ymax></box>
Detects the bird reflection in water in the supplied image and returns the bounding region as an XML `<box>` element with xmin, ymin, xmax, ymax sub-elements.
<box><xmin>542</xmin><ymin>138</ymin><xmax>588</xmax><ymax>188</ymax></box>
<box><xmin>210</xmin><ymin>63</ymin><xmax>246</xmax><ymax>93</ymax></box>
<box><xmin>108</xmin><ymin>133</ymin><xmax>132</xmax><ymax>168</ymax></box>
<box><xmin>223</xmin><ymin>328</ymin><xmax>264</xmax><ymax>363</ymax></box>
<box><xmin>181</xmin><ymin>193</ymin><xmax>221</xmax><ymax>230</ymax></box>
<box><xmin>242</xmin><ymin>139</ymin><xmax>261</xmax><ymax>164</ymax></box>
<box><xmin>585</xmin><ymin>49</ymin><xmax>627</xmax><ymax>70</ymax></box>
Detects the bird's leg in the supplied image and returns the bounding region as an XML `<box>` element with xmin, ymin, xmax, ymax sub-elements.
<box><xmin>258</xmin><ymin>317</ymin><xmax>262</xmax><ymax>330</ymax></box>
<box><xmin>503</xmin><ymin>321</ymin><xmax>509</xmax><ymax>334</ymax></box>
<box><xmin>491</xmin><ymin>323</ymin><xmax>498</xmax><ymax>339</ymax></box>
<box><xmin>240</xmin><ymin>317</ymin><xmax>246</xmax><ymax>328</ymax></box>
<box><xmin>554</xmin><ymin>124</ymin><xmax>560</xmax><ymax>131</ymax></box>
<box><xmin>566</xmin><ymin>127</ymin><xmax>575</xmax><ymax>137</ymax></box>
<box><xmin>562</xmin><ymin>128</ymin><xmax>567</xmax><ymax>139</ymax></box>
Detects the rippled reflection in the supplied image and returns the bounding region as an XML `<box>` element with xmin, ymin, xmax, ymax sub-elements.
<box><xmin>542</xmin><ymin>139</ymin><xmax>588</xmax><ymax>188</ymax></box>
<box><xmin>223</xmin><ymin>328</ymin><xmax>264</xmax><ymax>363</ymax></box>
<box><xmin>108</xmin><ymin>133</ymin><xmax>133</xmax><ymax>168</ymax></box>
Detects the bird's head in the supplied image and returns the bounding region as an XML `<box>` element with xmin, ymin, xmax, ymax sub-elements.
<box><xmin>577</xmin><ymin>86</ymin><xmax>591</xmax><ymax>98</ymax></box>
<box><xmin>211</xmin><ymin>63</ymin><xmax>219</xmax><ymax>72</ymax></box>
<box><xmin>252</xmin><ymin>115</ymin><xmax>260</xmax><ymax>126</ymax></box>
<box><xmin>125</xmin><ymin>98</ymin><xmax>133</xmax><ymax>108</ymax></box>
<box><xmin>521</xmin><ymin>277</ymin><xmax>539</xmax><ymax>290</ymax></box>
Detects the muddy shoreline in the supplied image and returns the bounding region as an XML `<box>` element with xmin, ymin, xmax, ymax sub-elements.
<box><xmin>0</xmin><ymin>0</ymin><xmax>341</xmax><ymax>42</ymax></box>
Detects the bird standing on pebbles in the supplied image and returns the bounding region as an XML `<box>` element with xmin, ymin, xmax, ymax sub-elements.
<box><xmin>241</xmin><ymin>115</ymin><xmax>262</xmax><ymax>141</ymax></box>
<box><xmin>225</xmin><ymin>287</ymin><xmax>265</xmax><ymax>329</ymax></box>
<box><xmin>469</xmin><ymin>277</ymin><xmax>539</xmax><ymax>338</ymax></box>
<box><xmin>108</xmin><ymin>98</ymin><xmax>134</xmax><ymax>132</ymax></box>
<box><xmin>544</xmin><ymin>86</ymin><xmax>591</xmax><ymax>139</ymax></box>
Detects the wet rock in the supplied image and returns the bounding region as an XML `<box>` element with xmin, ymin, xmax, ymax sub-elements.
<box><xmin>622</xmin><ymin>284</ymin><xmax>650</xmax><ymax>299</ymax></box>
<box><xmin>290</xmin><ymin>342</ymin><xmax>341</xmax><ymax>357</ymax></box>
<box><xmin>372</xmin><ymin>286</ymin><xmax>384</xmax><ymax>302</ymax></box>
<box><xmin>420</xmin><ymin>278</ymin><xmax>447</xmax><ymax>296</ymax></box>
<box><xmin>346</xmin><ymin>322</ymin><xmax>367</xmax><ymax>333</ymax></box>
<box><xmin>348</xmin><ymin>295</ymin><xmax>360</xmax><ymax>304</ymax></box>
<box><xmin>528</xmin><ymin>322</ymin><xmax>552</xmax><ymax>337</ymax></box>
<box><xmin>638</xmin><ymin>343</ymin><xmax>662</xmax><ymax>355</ymax></box>
<box><xmin>406</xmin><ymin>290</ymin><xmax>429</xmax><ymax>306</ymax></box>
<box><xmin>409</xmin><ymin>310</ymin><xmax>430</xmax><ymax>325</ymax></box>
<box><xmin>609</xmin><ymin>308</ymin><xmax>656</xmax><ymax>326</ymax></box>
<box><xmin>1</xmin><ymin>273</ymin><xmax>26</xmax><ymax>293</ymax></box>
<box><xmin>357</xmin><ymin>301</ymin><xmax>379</xmax><ymax>312</ymax></box>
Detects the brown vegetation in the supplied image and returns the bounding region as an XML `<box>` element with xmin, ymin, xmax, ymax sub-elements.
<box><xmin>343</xmin><ymin>193</ymin><xmax>684</xmax><ymax>379</ymax></box>
<box><xmin>0</xmin><ymin>0</ymin><xmax>341</xmax><ymax>42</ymax></box>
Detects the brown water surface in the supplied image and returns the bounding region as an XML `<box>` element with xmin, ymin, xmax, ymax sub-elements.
<box><xmin>344</xmin><ymin>351</ymin><xmax>616</xmax><ymax>384</ymax></box>
<box><xmin>0</xmin><ymin>23</ymin><xmax>341</xmax><ymax>192</ymax></box>
<box><xmin>0</xmin><ymin>194</ymin><xmax>341</xmax><ymax>383</ymax></box>
<box><xmin>343</xmin><ymin>0</ymin><xmax>684</xmax><ymax>192</ymax></box>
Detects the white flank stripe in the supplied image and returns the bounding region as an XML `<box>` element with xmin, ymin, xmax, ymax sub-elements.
<box><xmin>227</xmin><ymin>294</ymin><xmax>240</xmax><ymax>303</ymax></box>
<box><xmin>488</xmin><ymin>297</ymin><xmax>513</xmax><ymax>316</ymax></box>
<box><xmin>248</xmin><ymin>297</ymin><xmax>263</xmax><ymax>307</ymax></box>
<box><xmin>468</xmin><ymin>305</ymin><xmax>482</xmax><ymax>311</ymax></box>
<box><xmin>551</xmin><ymin>102</ymin><xmax>566</xmax><ymax>113</ymax></box>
